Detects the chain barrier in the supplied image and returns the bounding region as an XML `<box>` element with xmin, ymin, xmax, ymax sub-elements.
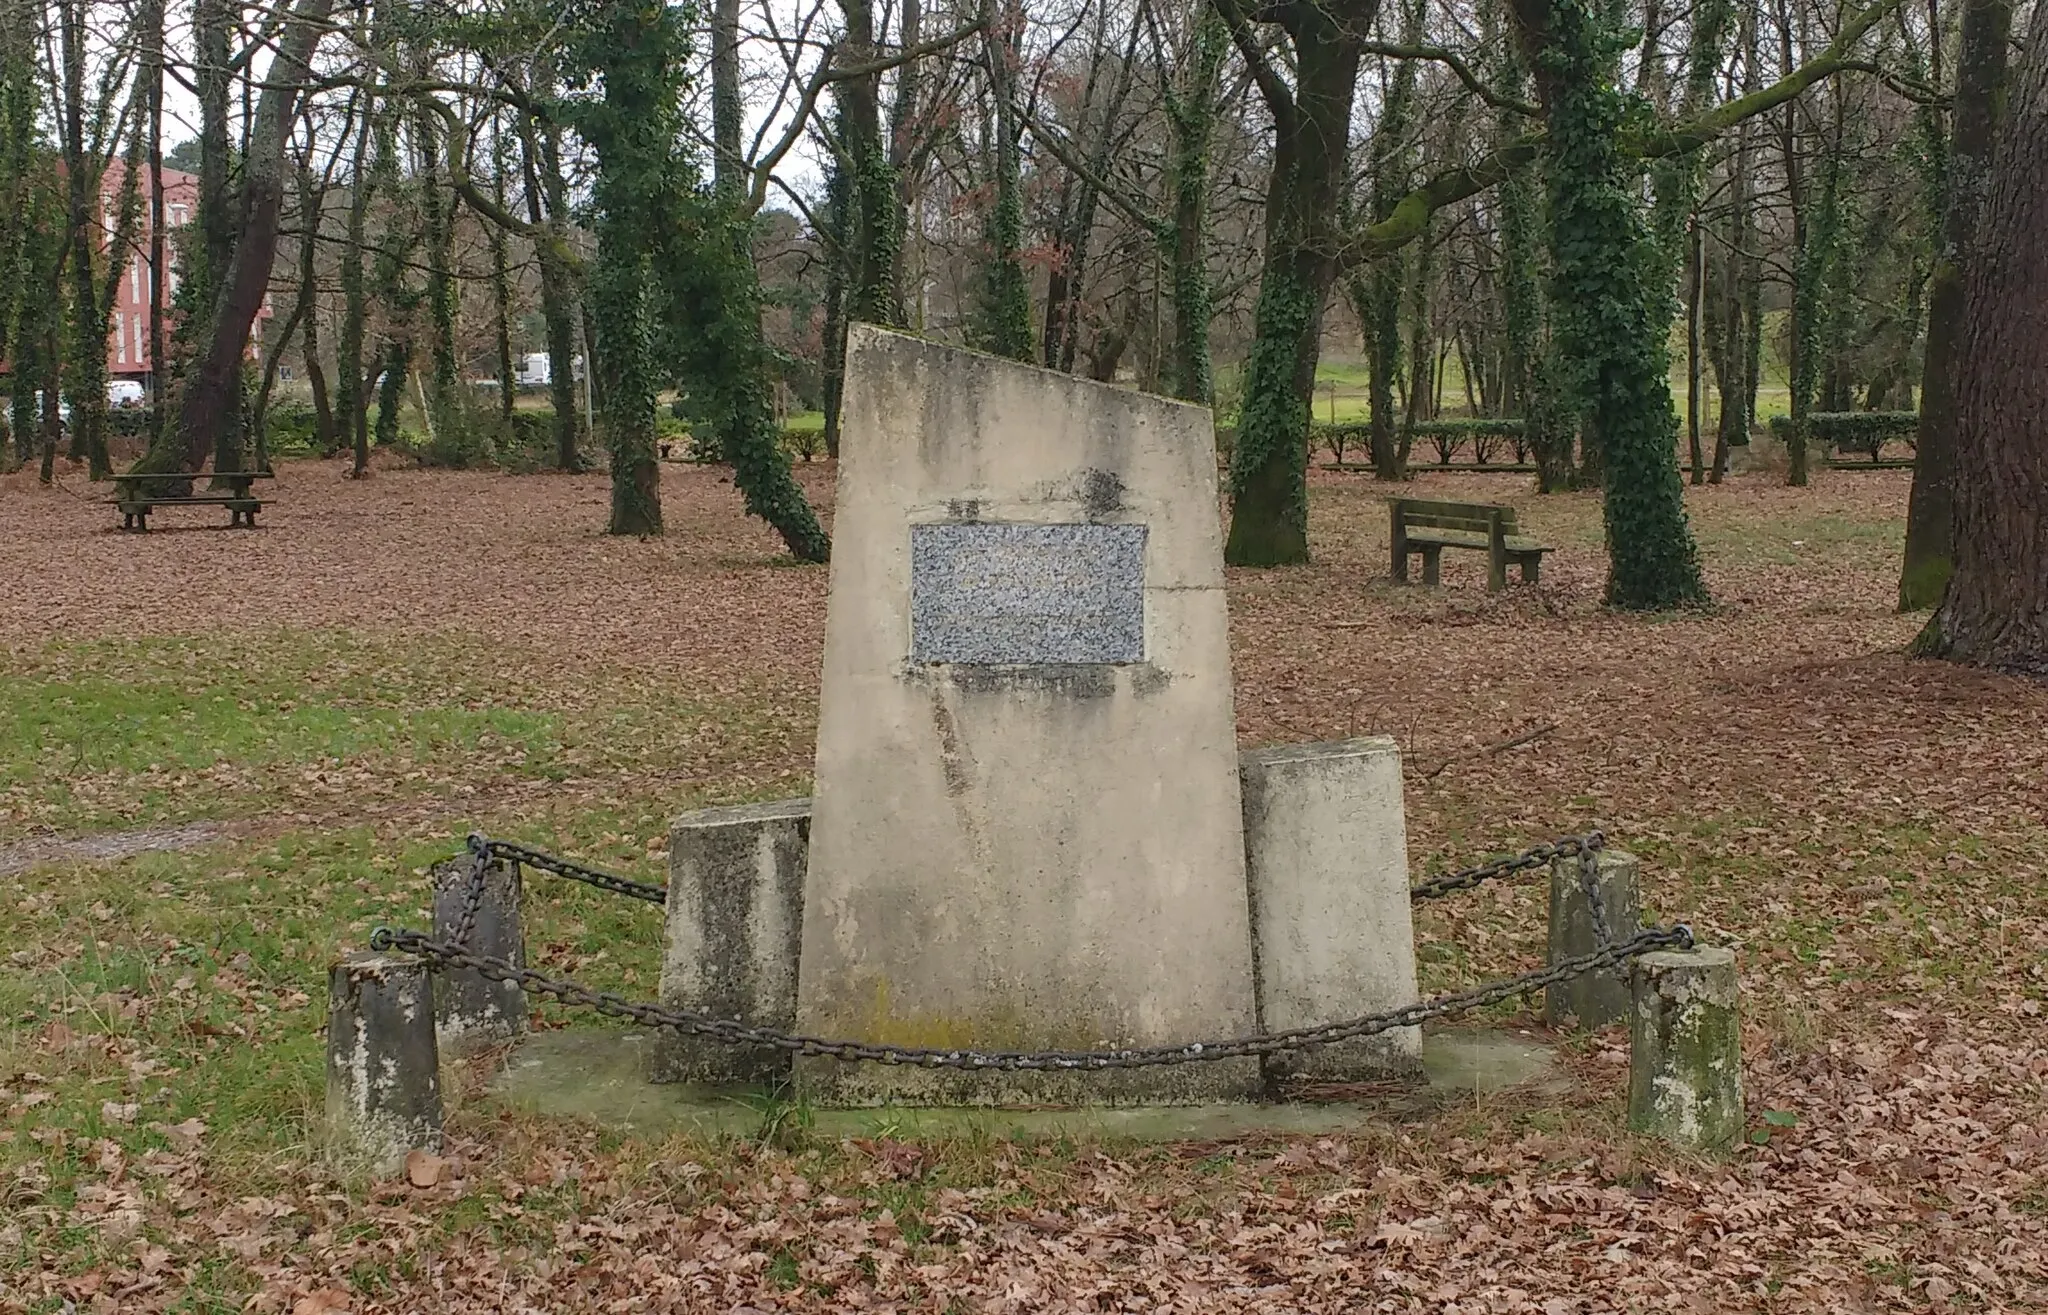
<box><xmin>480</xmin><ymin>836</ymin><xmax>668</xmax><ymax>905</ymax></box>
<box><xmin>1407</xmin><ymin>830</ymin><xmax>1602</xmax><ymax>903</ymax></box>
<box><xmin>454</xmin><ymin>830</ymin><xmax>1605</xmax><ymax>914</ymax></box>
<box><xmin>376</xmin><ymin>828</ymin><xmax>1691</xmax><ymax>1071</ymax></box>
<box><xmin>1577</xmin><ymin>843</ymin><xmax>1614</xmax><ymax>946</ymax></box>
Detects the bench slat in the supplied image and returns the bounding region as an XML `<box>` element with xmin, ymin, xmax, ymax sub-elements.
<box><xmin>114</xmin><ymin>497</ymin><xmax>260</xmax><ymax>509</ymax></box>
<box><xmin>1392</xmin><ymin>497</ymin><xmax>1513</xmax><ymax>519</ymax></box>
<box><xmin>1404</xmin><ymin>527</ymin><xmax>1491</xmax><ymax>548</ymax></box>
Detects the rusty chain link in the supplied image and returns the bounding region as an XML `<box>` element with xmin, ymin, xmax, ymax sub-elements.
<box><xmin>379</xmin><ymin>829</ymin><xmax>1691</xmax><ymax>1071</ymax></box>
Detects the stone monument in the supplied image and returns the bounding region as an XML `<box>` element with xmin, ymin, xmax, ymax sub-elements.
<box><xmin>652</xmin><ymin>327</ymin><xmax>1422</xmax><ymax>1106</ymax></box>
<box><xmin>795</xmin><ymin>326</ymin><xmax>1261</xmax><ymax>1104</ymax></box>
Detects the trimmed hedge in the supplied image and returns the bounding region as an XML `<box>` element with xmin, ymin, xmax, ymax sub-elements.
<box><xmin>1311</xmin><ymin>416</ymin><xmax>1530</xmax><ymax>465</ymax></box>
<box><xmin>1767</xmin><ymin>411</ymin><xmax>1919</xmax><ymax>455</ymax></box>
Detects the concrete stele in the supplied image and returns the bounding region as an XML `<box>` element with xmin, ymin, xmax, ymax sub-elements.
<box><xmin>1241</xmin><ymin>738</ymin><xmax>1421</xmax><ymax>1081</ymax></box>
<box><xmin>432</xmin><ymin>857</ymin><xmax>528</xmax><ymax>1054</ymax></box>
<box><xmin>796</xmin><ymin>325</ymin><xmax>1260</xmax><ymax>1105</ymax></box>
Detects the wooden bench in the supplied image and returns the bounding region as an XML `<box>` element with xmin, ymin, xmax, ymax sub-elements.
<box><xmin>109</xmin><ymin>471</ymin><xmax>269</xmax><ymax>532</ymax></box>
<box><xmin>1390</xmin><ymin>498</ymin><xmax>1551</xmax><ymax>590</ymax></box>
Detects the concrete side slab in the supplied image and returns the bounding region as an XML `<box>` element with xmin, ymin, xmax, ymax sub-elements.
<box><xmin>649</xmin><ymin>798</ymin><xmax>810</xmax><ymax>1086</ymax></box>
<box><xmin>1241</xmin><ymin>738</ymin><xmax>1422</xmax><ymax>1081</ymax></box>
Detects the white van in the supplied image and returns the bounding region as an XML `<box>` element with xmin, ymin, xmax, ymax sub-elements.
<box><xmin>108</xmin><ymin>380</ymin><xmax>146</xmax><ymax>407</ymax></box>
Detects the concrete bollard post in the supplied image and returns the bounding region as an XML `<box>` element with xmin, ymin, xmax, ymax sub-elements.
<box><xmin>1628</xmin><ymin>947</ymin><xmax>1743</xmax><ymax>1150</ymax></box>
<box><xmin>1546</xmin><ymin>848</ymin><xmax>1643</xmax><ymax>1029</ymax></box>
<box><xmin>432</xmin><ymin>857</ymin><xmax>527</xmax><ymax>1053</ymax></box>
<box><xmin>325</xmin><ymin>951</ymin><xmax>443</xmax><ymax>1175</ymax></box>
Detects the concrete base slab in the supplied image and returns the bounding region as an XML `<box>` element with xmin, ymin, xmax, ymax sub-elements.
<box><xmin>487</xmin><ymin>1026</ymin><xmax>1561</xmax><ymax>1141</ymax></box>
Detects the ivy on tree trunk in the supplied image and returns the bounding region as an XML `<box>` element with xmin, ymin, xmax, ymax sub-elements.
<box><xmin>1516</xmin><ymin>0</ymin><xmax>1708</xmax><ymax>610</ymax></box>
<box><xmin>1219</xmin><ymin>0</ymin><xmax>1374</xmax><ymax>568</ymax></box>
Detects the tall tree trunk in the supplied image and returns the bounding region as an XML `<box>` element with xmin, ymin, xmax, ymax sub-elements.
<box><xmin>1900</xmin><ymin>0</ymin><xmax>2011</xmax><ymax>610</ymax></box>
<box><xmin>839</xmin><ymin>0</ymin><xmax>897</xmax><ymax>333</ymax></box>
<box><xmin>1777</xmin><ymin>0</ymin><xmax>1813</xmax><ymax>487</ymax></box>
<box><xmin>518</xmin><ymin>102</ymin><xmax>582</xmax><ymax>471</ymax></box>
<box><xmin>57</xmin><ymin>0</ymin><xmax>118</xmax><ymax>479</ymax></box>
<box><xmin>1686</xmin><ymin>215</ymin><xmax>1705</xmax><ymax>483</ymax></box>
<box><xmin>1162</xmin><ymin>5</ymin><xmax>1226</xmax><ymax>405</ymax></box>
<box><xmin>1366</xmin><ymin>0</ymin><xmax>1423</xmax><ymax>482</ymax></box>
<box><xmin>1514</xmin><ymin>0</ymin><xmax>1708</xmax><ymax>608</ymax></box>
<box><xmin>489</xmin><ymin>121</ymin><xmax>515</xmax><ymax>427</ymax></box>
<box><xmin>885</xmin><ymin>0</ymin><xmax>924</xmax><ymax>326</ymax></box>
<box><xmin>140</xmin><ymin>0</ymin><xmax>165</xmax><ymax>444</ymax></box>
<box><xmin>414</xmin><ymin>101</ymin><xmax>462</xmax><ymax>448</ymax></box>
<box><xmin>1223</xmin><ymin>0</ymin><xmax>1375</xmax><ymax>565</ymax></box>
<box><xmin>1041</xmin><ymin>10</ymin><xmax>1139</xmax><ymax>373</ymax></box>
<box><xmin>1917</xmin><ymin>0</ymin><xmax>2048</xmax><ymax>671</ymax></box>
<box><xmin>298</xmin><ymin>159</ymin><xmax>334</xmax><ymax>456</ymax></box>
<box><xmin>146</xmin><ymin>0</ymin><xmax>337</xmax><ymax>476</ymax></box>
<box><xmin>972</xmin><ymin>0</ymin><xmax>1033</xmax><ymax>360</ymax></box>
<box><xmin>818</xmin><ymin>149</ymin><xmax>850</xmax><ymax>457</ymax></box>
<box><xmin>339</xmin><ymin>102</ymin><xmax>373</xmax><ymax>476</ymax></box>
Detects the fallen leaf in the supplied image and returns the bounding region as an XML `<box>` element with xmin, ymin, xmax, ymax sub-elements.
<box><xmin>160</xmin><ymin>1118</ymin><xmax>207</xmax><ymax>1151</ymax></box>
<box><xmin>405</xmin><ymin>1149</ymin><xmax>445</xmax><ymax>1189</ymax></box>
<box><xmin>292</xmin><ymin>1287</ymin><xmax>353</xmax><ymax>1315</ymax></box>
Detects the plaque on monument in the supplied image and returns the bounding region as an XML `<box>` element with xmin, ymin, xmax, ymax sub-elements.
<box><xmin>909</xmin><ymin>522</ymin><xmax>1146</xmax><ymax>665</ymax></box>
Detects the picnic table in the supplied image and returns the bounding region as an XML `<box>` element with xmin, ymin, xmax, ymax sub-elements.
<box><xmin>109</xmin><ymin>470</ymin><xmax>270</xmax><ymax>532</ymax></box>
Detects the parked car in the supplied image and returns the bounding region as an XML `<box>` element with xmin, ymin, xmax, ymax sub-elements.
<box><xmin>108</xmin><ymin>380</ymin><xmax>146</xmax><ymax>407</ymax></box>
<box><xmin>32</xmin><ymin>392</ymin><xmax>70</xmax><ymax>426</ymax></box>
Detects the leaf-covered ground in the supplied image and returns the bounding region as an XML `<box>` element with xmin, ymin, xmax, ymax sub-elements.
<box><xmin>1</xmin><ymin>459</ymin><xmax>2043</xmax><ymax>1313</ymax></box>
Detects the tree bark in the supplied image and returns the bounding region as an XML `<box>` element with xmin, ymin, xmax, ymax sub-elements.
<box><xmin>517</xmin><ymin>102</ymin><xmax>583</xmax><ymax>471</ymax></box>
<box><xmin>298</xmin><ymin>156</ymin><xmax>335</xmax><ymax>455</ymax></box>
<box><xmin>1514</xmin><ymin>0</ymin><xmax>1708</xmax><ymax>609</ymax></box>
<box><xmin>339</xmin><ymin>102</ymin><xmax>373</xmax><ymax>477</ymax></box>
<box><xmin>1900</xmin><ymin>0</ymin><xmax>2012</xmax><ymax>610</ymax></box>
<box><xmin>1776</xmin><ymin>0</ymin><xmax>1812</xmax><ymax>487</ymax></box>
<box><xmin>1222</xmin><ymin>0</ymin><xmax>1376</xmax><ymax>566</ymax></box>
<box><xmin>1161</xmin><ymin>5</ymin><xmax>1226</xmax><ymax>405</ymax></box>
<box><xmin>1918</xmin><ymin>0</ymin><xmax>2048</xmax><ymax>672</ymax></box>
<box><xmin>972</xmin><ymin>0</ymin><xmax>1033</xmax><ymax>360</ymax></box>
<box><xmin>149</xmin><ymin>0</ymin><xmax>337</xmax><ymax>475</ymax></box>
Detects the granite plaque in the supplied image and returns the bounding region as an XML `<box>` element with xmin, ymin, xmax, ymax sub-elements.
<box><xmin>910</xmin><ymin>522</ymin><xmax>1146</xmax><ymax>664</ymax></box>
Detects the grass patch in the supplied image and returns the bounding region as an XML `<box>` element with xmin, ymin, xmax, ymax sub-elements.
<box><xmin>0</xmin><ymin>629</ymin><xmax>811</xmax><ymax>839</ymax></box>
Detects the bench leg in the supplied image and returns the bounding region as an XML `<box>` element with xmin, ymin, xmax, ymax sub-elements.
<box><xmin>1391</xmin><ymin>526</ymin><xmax>1409</xmax><ymax>582</ymax></box>
<box><xmin>1421</xmin><ymin>545</ymin><xmax>1442</xmax><ymax>588</ymax></box>
<box><xmin>1488</xmin><ymin>550</ymin><xmax>1508</xmax><ymax>591</ymax></box>
<box><xmin>1520</xmin><ymin>556</ymin><xmax>1541</xmax><ymax>585</ymax></box>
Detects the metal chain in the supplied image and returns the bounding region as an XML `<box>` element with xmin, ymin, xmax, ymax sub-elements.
<box><xmin>1409</xmin><ymin>831</ymin><xmax>1604</xmax><ymax>903</ymax></box>
<box><xmin>1577</xmin><ymin>842</ymin><xmax>1613</xmax><ymax>946</ymax></box>
<box><xmin>382</xmin><ymin>826</ymin><xmax>1685</xmax><ymax>1070</ymax></box>
<box><xmin>440</xmin><ymin>833</ymin><xmax>494</xmax><ymax>949</ymax></box>
<box><xmin>370</xmin><ymin>920</ymin><xmax>1691</xmax><ymax>1069</ymax></box>
<box><xmin>478</xmin><ymin>837</ymin><xmax>668</xmax><ymax>905</ymax></box>
<box><xmin>451</xmin><ymin>832</ymin><xmax>1603</xmax><ymax>914</ymax></box>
